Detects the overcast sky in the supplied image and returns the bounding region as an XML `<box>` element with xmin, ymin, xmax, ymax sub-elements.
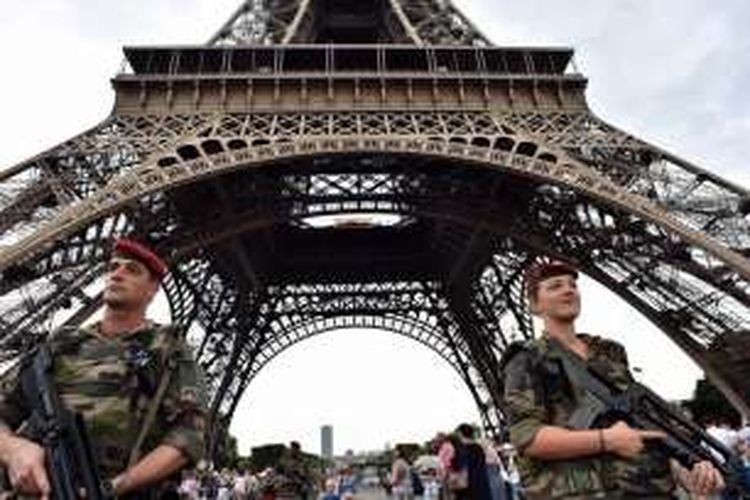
<box><xmin>0</xmin><ymin>1</ymin><xmax>748</xmax><ymax>456</ymax></box>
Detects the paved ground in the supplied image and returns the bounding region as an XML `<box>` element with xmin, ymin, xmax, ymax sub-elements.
<box><xmin>340</xmin><ymin>488</ymin><xmax>389</xmax><ymax>499</ymax></box>
<box><xmin>316</xmin><ymin>489</ymin><xmax>442</xmax><ymax>499</ymax></box>
<box><xmin>355</xmin><ymin>493</ymin><xmax>388</xmax><ymax>500</ymax></box>
<box><xmin>315</xmin><ymin>485</ymin><xmax>442</xmax><ymax>499</ymax></box>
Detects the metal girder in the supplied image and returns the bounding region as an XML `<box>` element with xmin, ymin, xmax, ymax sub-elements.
<box><xmin>394</xmin><ymin>0</ymin><xmax>492</xmax><ymax>46</ymax></box>
<box><xmin>208</xmin><ymin>0</ymin><xmax>490</xmax><ymax>46</ymax></box>
<box><xmin>2</xmin><ymin>147</ymin><xmax>747</xmax><ymax>419</ymax></box>
<box><xmin>209</xmin><ymin>0</ymin><xmax>276</xmax><ymax>45</ymax></box>
<box><xmin>502</xmin><ymin>111</ymin><xmax>750</xmax><ymax>255</ymax></box>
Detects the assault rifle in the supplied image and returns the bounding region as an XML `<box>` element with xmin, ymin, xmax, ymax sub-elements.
<box><xmin>19</xmin><ymin>344</ymin><xmax>109</xmax><ymax>500</ymax></box>
<box><xmin>550</xmin><ymin>341</ymin><xmax>750</xmax><ymax>498</ymax></box>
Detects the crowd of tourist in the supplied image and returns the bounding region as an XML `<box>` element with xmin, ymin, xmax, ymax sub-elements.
<box><xmin>705</xmin><ymin>421</ymin><xmax>750</xmax><ymax>495</ymax></box>
<box><xmin>173</xmin><ymin>424</ymin><xmax>523</xmax><ymax>500</ymax></box>
<box><xmin>176</xmin><ymin>466</ymin><xmax>314</xmax><ymax>499</ymax></box>
<box><xmin>397</xmin><ymin>423</ymin><xmax>522</xmax><ymax>500</ymax></box>
<box><xmin>318</xmin><ymin>423</ymin><xmax>524</xmax><ymax>499</ymax></box>
<box><xmin>170</xmin><ymin>420</ymin><xmax>750</xmax><ymax>500</ymax></box>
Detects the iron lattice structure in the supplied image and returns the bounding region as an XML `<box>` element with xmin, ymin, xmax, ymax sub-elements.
<box><xmin>1</xmin><ymin>0</ymin><xmax>749</xmax><ymax>444</ymax></box>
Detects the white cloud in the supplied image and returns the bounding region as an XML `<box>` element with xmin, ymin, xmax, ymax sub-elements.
<box><xmin>455</xmin><ymin>0</ymin><xmax>750</xmax><ymax>186</ymax></box>
<box><xmin>229</xmin><ymin>329</ymin><xmax>480</xmax><ymax>456</ymax></box>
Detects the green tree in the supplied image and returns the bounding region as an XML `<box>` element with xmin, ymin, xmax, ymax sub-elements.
<box><xmin>251</xmin><ymin>444</ymin><xmax>287</xmax><ymax>471</ymax></box>
<box><xmin>685</xmin><ymin>378</ymin><xmax>741</xmax><ymax>427</ymax></box>
<box><xmin>393</xmin><ymin>443</ymin><xmax>422</xmax><ymax>462</ymax></box>
<box><xmin>214</xmin><ymin>433</ymin><xmax>240</xmax><ymax>468</ymax></box>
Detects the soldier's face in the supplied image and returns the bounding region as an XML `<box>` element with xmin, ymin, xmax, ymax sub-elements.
<box><xmin>103</xmin><ymin>256</ymin><xmax>158</xmax><ymax>310</ymax></box>
<box><xmin>531</xmin><ymin>273</ymin><xmax>580</xmax><ymax>322</ymax></box>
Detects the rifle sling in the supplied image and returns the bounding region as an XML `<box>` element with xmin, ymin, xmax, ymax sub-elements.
<box><xmin>127</xmin><ymin>330</ymin><xmax>180</xmax><ymax>467</ymax></box>
<box><xmin>549</xmin><ymin>339</ymin><xmax>621</xmax><ymax>409</ymax></box>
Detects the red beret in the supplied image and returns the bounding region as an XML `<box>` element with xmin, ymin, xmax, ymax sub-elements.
<box><xmin>525</xmin><ymin>259</ymin><xmax>578</xmax><ymax>298</ymax></box>
<box><xmin>112</xmin><ymin>239</ymin><xmax>168</xmax><ymax>279</ymax></box>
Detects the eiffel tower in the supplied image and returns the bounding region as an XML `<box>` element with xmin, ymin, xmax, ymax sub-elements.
<box><xmin>1</xmin><ymin>1</ymin><xmax>749</xmax><ymax>451</ymax></box>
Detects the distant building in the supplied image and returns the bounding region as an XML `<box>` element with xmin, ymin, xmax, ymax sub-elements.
<box><xmin>321</xmin><ymin>425</ymin><xmax>334</xmax><ymax>458</ymax></box>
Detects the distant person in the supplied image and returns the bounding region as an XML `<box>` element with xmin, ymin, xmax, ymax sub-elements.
<box><xmin>435</xmin><ymin>433</ymin><xmax>455</xmax><ymax>478</ymax></box>
<box><xmin>498</xmin><ymin>443</ymin><xmax>522</xmax><ymax>500</ymax></box>
<box><xmin>216</xmin><ymin>469</ymin><xmax>233</xmax><ymax>500</ymax></box>
<box><xmin>180</xmin><ymin>470</ymin><xmax>201</xmax><ymax>499</ymax></box>
<box><xmin>421</xmin><ymin>469</ymin><xmax>441</xmax><ymax>500</ymax></box>
<box><xmin>258</xmin><ymin>467</ymin><xmax>277</xmax><ymax>500</ymax></box>
<box><xmin>202</xmin><ymin>470</ymin><xmax>220</xmax><ymax>500</ymax></box>
<box><xmin>391</xmin><ymin>448</ymin><xmax>412</xmax><ymax>499</ymax></box>
<box><xmin>410</xmin><ymin>466</ymin><xmax>425</xmax><ymax>497</ymax></box>
<box><xmin>246</xmin><ymin>471</ymin><xmax>261</xmax><ymax>500</ymax></box>
<box><xmin>706</xmin><ymin>419</ymin><xmax>740</xmax><ymax>464</ymax></box>
<box><xmin>232</xmin><ymin>469</ymin><xmax>250</xmax><ymax>499</ymax></box>
<box><xmin>320</xmin><ymin>476</ymin><xmax>340</xmax><ymax>500</ymax></box>
<box><xmin>480</xmin><ymin>437</ymin><xmax>507</xmax><ymax>500</ymax></box>
<box><xmin>436</xmin><ymin>432</ymin><xmax>466</xmax><ymax>499</ymax></box>
<box><xmin>453</xmin><ymin>424</ymin><xmax>492</xmax><ymax>500</ymax></box>
<box><xmin>279</xmin><ymin>441</ymin><xmax>314</xmax><ymax>499</ymax></box>
<box><xmin>740</xmin><ymin>425</ymin><xmax>750</xmax><ymax>481</ymax></box>
<box><xmin>337</xmin><ymin>467</ymin><xmax>357</xmax><ymax>499</ymax></box>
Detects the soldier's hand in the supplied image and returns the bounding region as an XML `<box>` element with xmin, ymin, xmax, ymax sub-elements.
<box><xmin>687</xmin><ymin>460</ymin><xmax>724</xmax><ymax>495</ymax></box>
<box><xmin>2</xmin><ymin>435</ymin><xmax>50</xmax><ymax>499</ymax></box>
<box><xmin>603</xmin><ymin>421</ymin><xmax>666</xmax><ymax>459</ymax></box>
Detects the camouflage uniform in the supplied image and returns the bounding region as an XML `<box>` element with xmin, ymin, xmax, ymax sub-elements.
<box><xmin>0</xmin><ymin>322</ymin><xmax>208</xmax><ymax>479</ymax></box>
<box><xmin>278</xmin><ymin>450</ymin><xmax>315</xmax><ymax>499</ymax></box>
<box><xmin>502</xmin><ymin>334</ymin><xmax>675</xmax><ymax>499</ymax></box>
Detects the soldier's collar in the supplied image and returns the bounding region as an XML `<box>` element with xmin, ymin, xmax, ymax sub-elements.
<box><xmin>540</xmin><ymin>332</ymin><xmax>596</xmax><ymax>355</ymax></box>
<box><xmin>540</xmin><ymin>331</ymin><xmax>594</xmax><ymax>343</ymax></box>
<box><xmin>87</xmin><ymin>319</ymin><xmax>157</xmax><ymax>341</ymax></box>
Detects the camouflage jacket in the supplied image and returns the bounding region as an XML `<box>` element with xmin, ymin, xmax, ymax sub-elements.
<box><xmin>502</xmin><ymin>334</ymin><xmax>675</xmax><ymax>499</ymax></box>
<box><xmin>0</xmin><ymin>322</ymin><xmax>208</xmax><ymax>478</ymax></box>
<box><xmin>278</xmin><ymin>453</ymin><xmax>314</xmax><ymax>493</ymax></box>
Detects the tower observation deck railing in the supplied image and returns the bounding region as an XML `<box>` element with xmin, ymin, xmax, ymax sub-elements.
<box><xmin>119</xmin><ymin>44</ymin><xmax>579</xmax><ymax>79</ymax></box>
<box><xmin>113</xmin><ymin>45</ymin><xmax>588</xmax><ymax>113</ymax></box>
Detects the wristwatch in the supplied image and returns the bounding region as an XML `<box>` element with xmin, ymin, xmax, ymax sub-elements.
<box><xmin>102</xmin><ymin>475</ymin><xmax>123</xmax><ymax>498</ymax></box>
<box><xmin>101</xmin><ymin>478</ymin><xmax>117</xmax><ymax>498</ymax></box>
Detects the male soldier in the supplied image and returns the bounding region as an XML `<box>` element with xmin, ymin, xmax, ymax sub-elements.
<box><xmin>501</xmin><ymin>259</ymin><xmax>725</xmax><ymax>499</ymax></box>
<box><xmin>0</xmin><ymin>239</ymin><xmax>208</xmax><ymax>498</ymax></box>
<box><xmin>279</xmin><ymin>441</ymin><xmax>314</xmax><ymax>499</ymax></box>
